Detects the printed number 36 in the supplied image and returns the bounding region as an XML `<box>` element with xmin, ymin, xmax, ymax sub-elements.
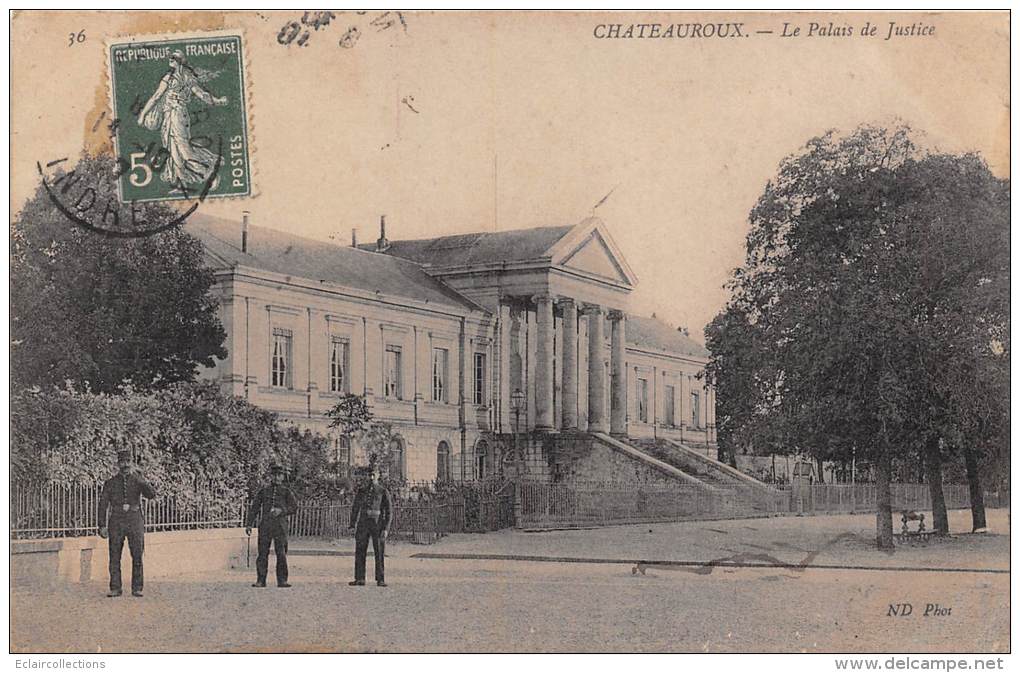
<box><xmin>128</xmin><ymin>153</ymin><xmax>153</xmax><ymax>187</ymax></box>
<box><xmin>68</xmin><ymin>30</ymin><xmax>85</xmax><ymax>47</ymax></box>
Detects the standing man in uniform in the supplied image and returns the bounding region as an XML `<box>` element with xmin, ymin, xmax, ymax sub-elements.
<box><xmin>246</xmin><ymin>463</ymin><xmax>297</xmax><ymax>588</ymax></box>
<box><xmin>349</xmin><ymin>466</ymin><xmax>392</xmax><ymax>587</ymax></box>
<box><xmin>98</xmin><ymin>449</ymin><xmax>156</xmax><ymax>598</ymax></box>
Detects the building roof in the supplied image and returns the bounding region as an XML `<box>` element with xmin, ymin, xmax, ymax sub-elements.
<box><xmin>626</xmin><ymin>315</ymin><xmax>710</xmax><ymax>359</ymax></box>
<box><xmin>361</xmin><ymin>225</ymin><xmax>575</xmax><ymax>268</ymax></box>
<box><xmin>187</xmin><ymin>215</ymin><xmax>708</xmax><ymax>358</ymax></box>
<box><xmin>186</xmin><ymin>214</ymin><xmax>483</xmax><ymax>313</ymax></box>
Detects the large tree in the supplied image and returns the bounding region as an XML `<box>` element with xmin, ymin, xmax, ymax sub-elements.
<box><xmin>705</xmin><ymin>290</ymin><xmax>787</xmax><ymax>468</ymax></box>
<box><xmin>11</xmin><ymin>154</ymin><xmax>227</xmax><ymax>393</ymax></box>
<box><xmin>706</xmin><ymin>125</ymin><xmax>1009</xmax><ymax>548</ymax></box>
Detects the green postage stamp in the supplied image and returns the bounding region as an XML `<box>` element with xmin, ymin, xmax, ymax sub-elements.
<box><xmin>108</xmin><ymin>31</ymin><xmax>251</xmax><ymax>202</ymax></box>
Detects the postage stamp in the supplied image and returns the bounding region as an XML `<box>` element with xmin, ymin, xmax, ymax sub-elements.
<box><xmin>108</xmin><ymin>30</ymin><xmax>251</xmax><ymax>203</ymax></box>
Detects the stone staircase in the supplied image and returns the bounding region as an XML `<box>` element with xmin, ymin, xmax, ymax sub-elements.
<box><xmin>627</xmin><ymin>438</ymin><xmax>741</xmax><ymax>488</ymax></box>
<box><xmin>621</xmin><ymin>437</ymin><xmax>783</xmax><ymax>512</ymax></box>
<box><xmin>588</xmin><ymin>433</ymin><xmax>717</xmax><ymax>492</ymax></box>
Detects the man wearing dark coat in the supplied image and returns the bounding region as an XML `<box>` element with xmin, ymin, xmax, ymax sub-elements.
<box><xmin>246</xmin><ymin>463</ymin><xmax>298</xmax><ymax>588</ymax></box>
<box><xmin>98</xmin><ymin>449</ymin><xmax>156</xmax><ymax>598</ymax></box>
<box><xmin>349</xmin><ymin>466</ymin><xmax>392</xmax><ymax>587</ymax></box>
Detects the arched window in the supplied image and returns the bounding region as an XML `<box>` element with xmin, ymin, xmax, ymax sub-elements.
<box><xmin>436</xmin><ymin>441</ymin><xmax>451</xmax><ymax>482</ymax></box>
<box><xmin>335</xmin><ymin>436</ymin><xmax>351</xmax><ymax>475</ymax></box>
<box><xmin>389</xmin><ymin>436</ymin><xmax>406</xmax><ymax>481</ymax></box>
<box><xmin>475</xmin><ymin>440</ymin><xmax>489</xmax><ymax>480</ymax></box>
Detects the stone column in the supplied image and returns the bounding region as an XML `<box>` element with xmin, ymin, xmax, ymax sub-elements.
<box><xmin>609</xmin><ymin>310</ymin><xmax>627</xmax><ymax>435</ymax></box>
<box><xmin>458</xmin><ymin>317</ymin><xmax>468</xmax><ymax>430</ymax></box>
<box><xmin>558</xmin><ymin>298</ymin><xmax>578</xmax><ymax>431</ymax></box>
<box><xmin>496</xmin><ymin>301</ymin><xmax>512</xmax><ymax>434</ymax></box>
<box><xmin>584</xmin><ymin>305</ymin><xmax>607</xmax><ymax>433</ymax></box>
<box><xmin>533</xmin><ymin>294</ymin><xmax>555</xmax><ymax>431</ymax></box>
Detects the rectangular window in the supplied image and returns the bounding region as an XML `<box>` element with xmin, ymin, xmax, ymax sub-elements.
<box><xmin>664</xmin><ymin>385</ymin><xmax>676</xmax><ymax>427</ymax></box>
<box><xmin>637</xmin><ymin>378</ymin><xmax>649</xmax><ymax>423</ymax></box>
<box><xmin>432</xmin><ymin>348</ymin><xmax>448</xmax><ymax>402</ymax></box>
<box><xmin>329</xmin><ymin>337</ymin><xmax>349</xmax><ymax>393</ymax></box>
<box><xmin>385</xmin><ymin>346</ymin><xmax>402</xmax><ymax>399</ymax></box>
<box><xmin>691</xmin><ymin>391</ymin><xmax>701</xmax><ymax>428</ymax></box>
<box><xmin>473</xmin><ymin>353</ymin><xmax>486</xmax><ymax>406</ymax></box>
<box><xmin>271</xmin><ymin>328</ymin><xmax>293</xmax><ymax>389</ymax></box>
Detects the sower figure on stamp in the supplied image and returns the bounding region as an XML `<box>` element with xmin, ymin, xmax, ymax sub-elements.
<box><xmin>98</xmin><ymin>449</ymin><xmax>156</xmax><ymax>598</ymax></box>
<box><xmin>349</xmin><ymin>465</ymin><xmax>392</xmax><ymax>587</ymax></box>
<box><xmin>246</xmin><ymin>463</ymin><xmax>297</xmax><ymax>588</ymax></box>
<box><xmin>136</xmin><ymin>49</ymin><xmax>229</xmax><ymax>189</ymax></box>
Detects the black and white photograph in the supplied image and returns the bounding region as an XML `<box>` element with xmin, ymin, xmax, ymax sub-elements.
<box><xmin>6</xmin><ymin>8</ymin><xmax>1012</xmax><ymax>664</ymax></box>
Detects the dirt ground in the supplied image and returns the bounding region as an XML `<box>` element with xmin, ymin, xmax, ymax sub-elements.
<box><xmin>10</xmin><ymin>509</ymin><xmax>1009</xmax><ymax>653</ymax></box>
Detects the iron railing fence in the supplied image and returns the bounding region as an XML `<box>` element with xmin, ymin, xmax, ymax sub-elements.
<box><xmin>516</xmin><ymin>480</ymin><xmax>1008</xmax><ymax>527</ymax></box>
<box><xmin>289</xmin><ymin>490</ymin><xmax>515</xmax><ymax>543</ymax></box>
<box><xmin>789</xmin><ymin>483</ymin><xmax>1008</xmax><ymax>514</ymax></box>
<box><xmin>289</xmin><ymin>499</ymin><xmax>456</xmax><ymax>542</ymax></box>
<box><xmin>11</xmin><ymin>480</ymin><xmax>247</xmax><ymax>539</ymax></box>
<box><xmin>10</xmin><ymin>479</ymin><xmax>515</xmax><ymax>543</ymax></box>
<box><xmin>11</xmin><ymin>479</ymin><xmax>1008</xmax><ymax>539</ymax></box>
<box><xmin>400</xmin><ymin>477</ymin><xmax>514</xmax><ymax>499</ymax></box>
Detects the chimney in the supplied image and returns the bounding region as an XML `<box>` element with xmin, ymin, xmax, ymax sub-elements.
<box><xmin>241</xmin><ymin>210</ymin><xmax>250</xmax><ymax>253</ymax></box>
<box><xmin>376</xmin><ymin>215</ymin><xmax>389</xmax><ymax>252</ymax></box>
<box><xmin>351</xmin><ymin>228</ymin><xmax>358</xmax><ymax>248</ymax></box>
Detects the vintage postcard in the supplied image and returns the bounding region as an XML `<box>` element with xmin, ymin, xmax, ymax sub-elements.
<box><xmin>7</xmin><ymin>8</ymin><xmax>1011</xmax><ymax>664</ymax></box>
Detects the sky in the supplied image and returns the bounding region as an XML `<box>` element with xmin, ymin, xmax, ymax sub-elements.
<box><xmin>10</xmin><ymin>10</ymin><xmax>1009</xmax><ymax>339</ymax></box>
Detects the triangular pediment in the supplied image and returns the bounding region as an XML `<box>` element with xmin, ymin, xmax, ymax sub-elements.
<box><xmin>546</xmin><ymin>218</ymin><xmax>637</xmax><ymax>287</ymax></box>
<box><xmin>561</xmin><ymin>232</ymin><xmax>629</xmax><ymax>283</ymax></box>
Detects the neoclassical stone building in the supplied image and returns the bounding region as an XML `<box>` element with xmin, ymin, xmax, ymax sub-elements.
<box><xmin>190</xmin><ymin>213</ymin><xmax>716</xmax><ymax>482</ymax></box>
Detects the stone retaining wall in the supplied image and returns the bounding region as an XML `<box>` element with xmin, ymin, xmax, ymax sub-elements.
<box><xmin>11</xmin><ymin>528</ymin><xmax>250</xmax><ymax>590</ymax></box>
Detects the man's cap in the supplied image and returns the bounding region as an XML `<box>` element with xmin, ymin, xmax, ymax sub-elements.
<box><xmin>270</xmin><ymin>463</ymin><xmax>287</xmax><ymax>473</ymax></box>
<box><xmin>116</xmin><ymin>450</ymin><xmax>132</xmax><ymax>462</ymax></box>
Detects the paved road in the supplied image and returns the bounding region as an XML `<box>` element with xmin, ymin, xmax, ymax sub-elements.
<box><xmin>11</xmin><ymin>510</ymin><xmax>1009</xmax><ymax>653</ymax></box>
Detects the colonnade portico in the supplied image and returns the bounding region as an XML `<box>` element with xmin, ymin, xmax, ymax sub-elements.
<box><xmin>505</xmin><ymin>294</ymin><xmax>628</xmax><ymax>435</ymax></box>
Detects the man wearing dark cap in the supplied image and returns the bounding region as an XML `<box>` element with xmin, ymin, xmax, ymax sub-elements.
<box><xmin>246</xmin><ymin>463</ymin><xmax>297</xmax><ymax>588</ymax></box>
<box><xmin>349</xmin><ymin>465</ymin><xmax>392</xmax><ymax>587</ymax></box>
<box><xmin>98</xmin><ymin>449</ymin><xmax>156</xmax><ymax>598</ymax></box>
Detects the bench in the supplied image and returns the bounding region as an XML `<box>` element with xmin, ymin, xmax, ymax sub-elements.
<box><xmin>894</xmin><ymin>510</ymin><xmax>935</xmax><ymax>543</ymax></box>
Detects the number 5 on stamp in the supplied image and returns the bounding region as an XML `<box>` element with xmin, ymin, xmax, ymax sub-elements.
<box><xmin>108</xmin><ymin>31</ymin><xmax>251</xmax><ymax>203</ymax></box>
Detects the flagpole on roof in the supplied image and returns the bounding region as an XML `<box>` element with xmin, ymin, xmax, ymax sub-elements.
<box><xmin>592</xmin><ymin>184</ymin><xmax>619</xmax><ymax>215</ymax></box>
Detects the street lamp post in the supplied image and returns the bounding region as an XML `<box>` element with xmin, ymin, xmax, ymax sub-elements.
<box><xmin>510</xmin><ymin>388</ymin><xmax>526</xmax><ymax>475</ymax></box>
<box><xmin>509</xmin><ymin>388</ymin><xmax>527</xmax><ymax>527</ymax></box>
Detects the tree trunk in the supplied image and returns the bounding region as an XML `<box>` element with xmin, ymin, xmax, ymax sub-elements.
<box><xmin>963</xmin><ymin>444</ymin><xmax>987</xmax><ymax>531</ymax></box>
<box><xmin>923</xmin><ymin>438</ymin><xmax>949</xmax><ymax>535</ymax></box>
<box><xmin>816</xmin><ymin>457</ymin><xmax>825</xmax><ymax>484</ymax></box>
<box><xmin>875</xmin><ymin>451</ymin><xmax>894</xmax><ymax>550</ymax></box>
